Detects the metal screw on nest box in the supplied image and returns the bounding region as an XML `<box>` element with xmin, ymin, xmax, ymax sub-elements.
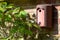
<box><xmin>39</xmin><ymin>22</ymin><xmax>41</xmax><ymax>25</ymax></box>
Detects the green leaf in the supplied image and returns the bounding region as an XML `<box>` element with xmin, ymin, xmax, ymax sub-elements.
<box><xmin>19</xmin><ymin>26</ymin><xmax>25</xmax><ymax>35</ymax></box>
<box><xmin>32</xmin><ymin>23</ymin><xmax>40</xmax><ymax>29</ymax></box>
<box><xmin>19</xmin><ymin>11</ymin><xmax>27</xmax><ymax>18</ymax></box>
<box><xmin>25</xmin><ymin>29</ymin><xmax>33</xmax><ymax>35</ymax></box>
<box><xmin>0</xmin><ymin>7</ymin><xmax>6</xmax><ymax>12</ymax></box>
<box><xmin>1</xmin><ymin>2</ymin><xmax>7</xmax><ymax>8</ymax></box>
<box><xmin>13</xmin><ymin>7</ymin><xmax>20</xmax><ymax>14</ymax></box>
<box><xmin>0</xmin><ymin>13</ymin><xmax>3</xmax><ymax>18</ymax></box>
<box><xmin>0</xmin><ymin>10</ymin><xmax>3</xmax><ymax>13</ymax></box>
<box><xmin>6</xmin><ymin>4</ymin><xmax>14</xmax><ymax>9</ymax></box>
<box><xmin>4</xmin><ymin>15</ymin><xmax>12</xmax><ymax>21</ymax></box>
<box><xmin>6</xmin><ymin>10</ymin><xmax>13</xmax><ymax>14</ymax></box>
<box><xmin>14</xmin><ymin>13</ymin><xmax>19</xmax><ymax>18</ymax></box>
<box><xmin>0</xmin><ymin>2</ymin><xmax>7</xmax><ymax>12</ymax></box>
<box><xmin>10</xmin><ymin>26</ymin><xmax>18</xmax><ymax>34</ymax></box>
<box><xmin>26</xmin><ymin>22</ymin><xmax>32</xmax><ymax>27</ymax></box>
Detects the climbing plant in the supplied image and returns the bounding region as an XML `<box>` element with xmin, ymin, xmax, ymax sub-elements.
<box><xmin>0</xmin><ymin>2</ymin><xmax>39</xmax><ymax>40</ymax></box>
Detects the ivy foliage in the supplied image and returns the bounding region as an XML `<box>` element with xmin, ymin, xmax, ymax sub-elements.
<box><xmin>0</xmin><ymin>2</ymin><xmax>39</xmax><ymax>40</ymax></box>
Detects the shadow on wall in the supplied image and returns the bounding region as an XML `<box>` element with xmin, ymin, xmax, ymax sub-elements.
<box><xmin>52</xmin><ymin>6</ymin><xmax>58</xmax><ymax>35</ymax></box>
